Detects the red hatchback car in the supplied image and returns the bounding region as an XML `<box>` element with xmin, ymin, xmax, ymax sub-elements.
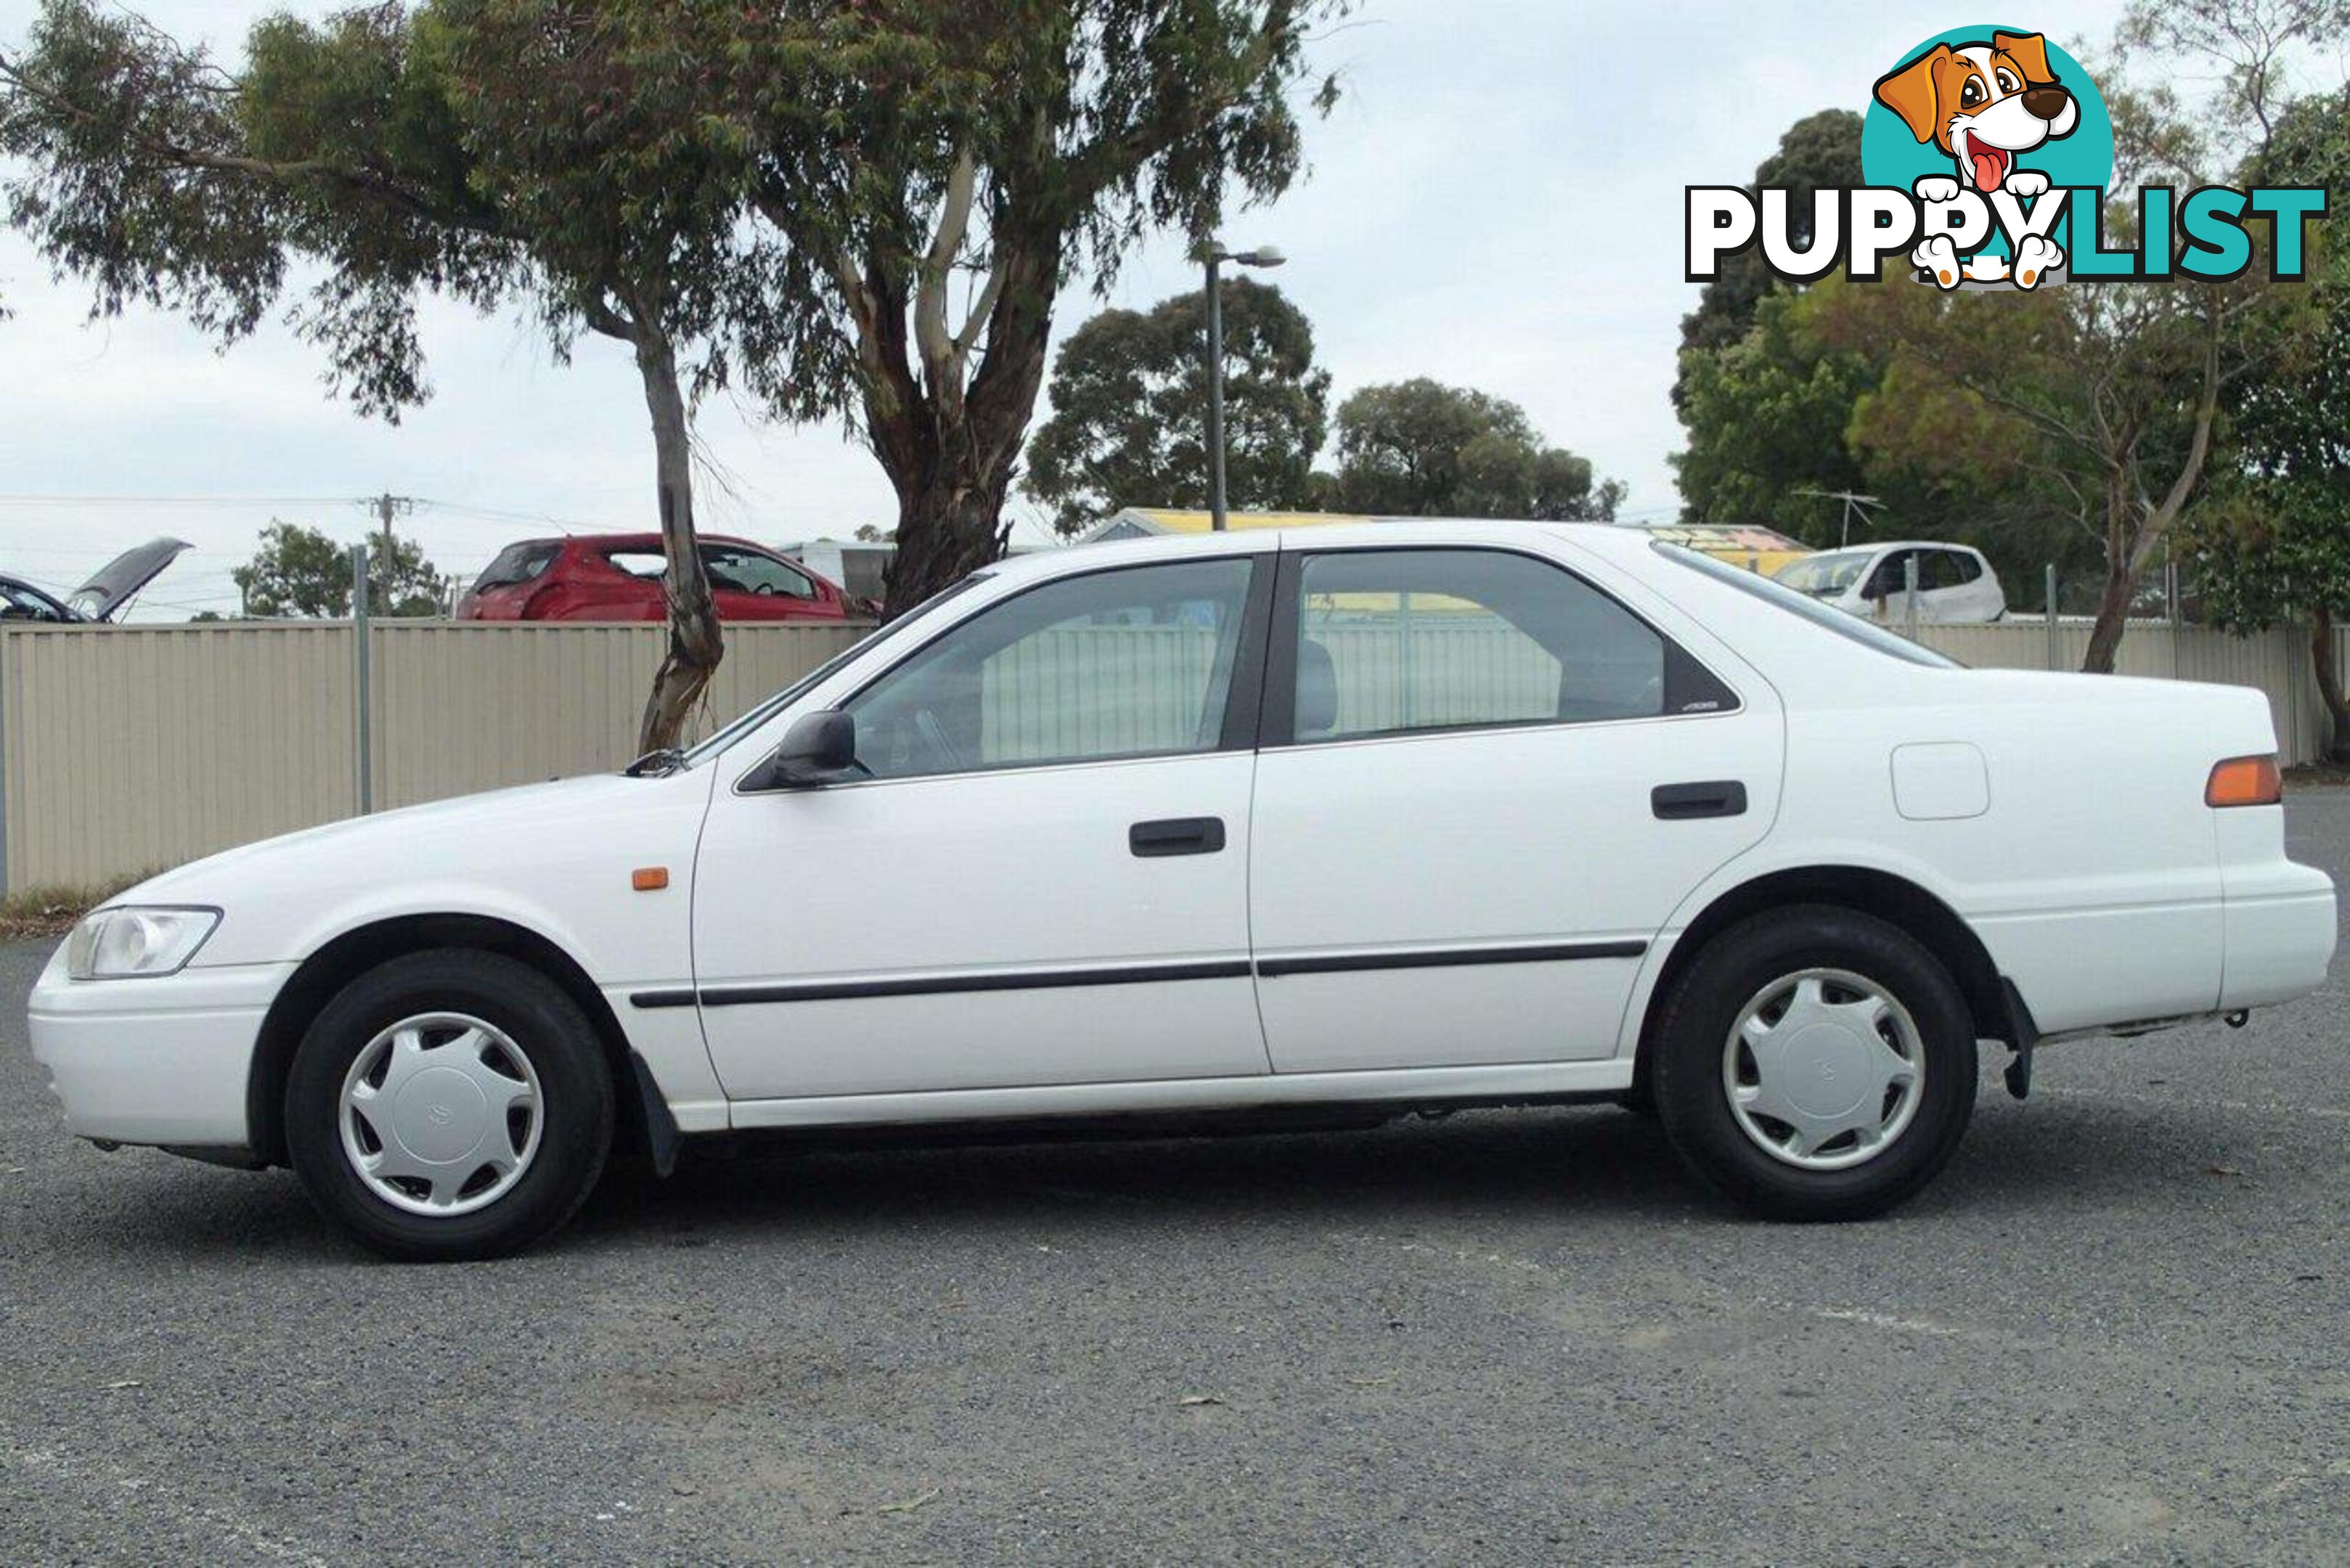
<box><xmin>454</xmin><ymin>534</ymin><xmax>865</xmax><ymax>623</ymax></box>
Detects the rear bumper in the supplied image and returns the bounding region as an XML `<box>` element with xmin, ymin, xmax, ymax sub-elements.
<box><xmin>25</xmin><ymin>946</ymin><xmax>291</xmax><ymax>1148</ymax></box>
<box><xmin>2220</xmin><ymin>862</ymin><xmax>2337</xmax><ymax>1011</ymax></box>
<box><xmin>1972</xmin><ymin>862</ymin><xmax>2335</xmax><ymax>1037</ymax></box>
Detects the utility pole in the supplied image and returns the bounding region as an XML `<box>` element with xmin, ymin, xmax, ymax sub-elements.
<box><xmin>367</xmin><ymin>493</ymin><xmax>415</xmax><ymax>612</ymax></box>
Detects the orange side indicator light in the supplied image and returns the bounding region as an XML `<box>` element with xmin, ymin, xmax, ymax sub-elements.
<box><xmin>632</xmin><ymin>867</ymin><xmax>671</xmax><ymax>891</ymax></box>
<box><xmin>2206</xmin><ymin>755</ymin><xmax>2282</xmax><ymax>809</ymax></box>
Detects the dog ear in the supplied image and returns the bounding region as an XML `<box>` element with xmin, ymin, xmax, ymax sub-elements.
<box><xmin>1994</xmin><ymin>31</ymin><xmax>2055</xmax><ymax>84</ymax></box>
<box><xmin>1873</xmin><ymin>45</ymin><xmax>1947</xmax><ymax>144</ymax></box>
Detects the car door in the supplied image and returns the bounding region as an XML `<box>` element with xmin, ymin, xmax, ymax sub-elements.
<box><xmin>690</xmin><ymin>552</ymin><xmax>1276</xmax><ymax>1103</ymax></box>
<box><xmin>1247</xmin><ymin>542</ymin><xmax>1783</xmax><ymax>1074</ymax></box>
<box><xmin>1913</xmin><ymin>549</ymin><xmax>1964</xmax><ymax>622</ymax></box>
<box><xmin>1937</xmin><ymin>549</ymin><xmax>2003</xmax><ymax>621</ymax></box>
<box><xmin>1862</xmin><ymin>548</ymin><xmax>1917</xmax><ymax>620</ymax></box>
<box><xmin>699</xmin><ymin>543</ymin><xmax>842</xmax><ymax>621</ymax></box>
<box><xmin>571</xmin><ymin>546</ymin><xmax>670</xmax><ymax>621</ymax></box>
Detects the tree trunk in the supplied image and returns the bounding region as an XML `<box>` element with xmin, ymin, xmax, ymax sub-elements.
<box><xmin>629</xmin><ymin>326</ymin><xmax>724</xmax><ymax>752</ymax></box>
<box><xmin>885</xmin><ymin>471</ymin><xmax>1013</xmax><ymax>614</ymax></box>
<box><xmin>2081</xmin><ymin>555</ymin><xmax>2137</xmax><ymax>674</ymax></box>
<box><xmin>2081</xmin><ymin>330</ymin><xmax>2222</xmax><ymax>676</ymax></box>
<box><xmin>2314</xmin><ymin>607</ymin><xmax>2350</xmax><ymax>765</ymax></box>
<box><xmin>871</xmin><ymin>218</ymin><xmax>1058</xmax><ymax>618</ymax></box>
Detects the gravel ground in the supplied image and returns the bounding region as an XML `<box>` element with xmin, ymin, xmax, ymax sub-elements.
<box><xmin>4</xmin><ymin>797</ymin><xmax>2349</xmax><ymax>1564</ymax></box>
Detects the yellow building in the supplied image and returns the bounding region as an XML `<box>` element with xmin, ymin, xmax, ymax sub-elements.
<box><xmin>1081</xmin><ymin>509</ymin><xmax>1811</xmax><ymax>576</ymax></box>
<box><xmin>1632</xmin><ymin>522</ymin><xmax>1811</xmax><ymax>576</ymax></box>
<box><xmin>1080</xmin><ymin>507</ymin><xmax>1374</xmax><ymax>540</ymax></box>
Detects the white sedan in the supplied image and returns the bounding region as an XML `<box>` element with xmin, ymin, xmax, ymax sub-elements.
<box><xmin>28</xmin><ymin>523</ymin><xmax>2336</xmax><ymax>1259</ymax></box>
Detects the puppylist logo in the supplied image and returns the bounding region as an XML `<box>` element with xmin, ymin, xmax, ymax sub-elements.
<box><xmin>1688</xmin><ymin>25</ymin><xmax>2327</xmax><ymax>293</ymax></box>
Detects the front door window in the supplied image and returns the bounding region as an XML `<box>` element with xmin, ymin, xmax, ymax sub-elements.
<box><xmin>845</xmin><ymin>559</ymin><xmax>1257</xmax><ymax>780</ymax></box>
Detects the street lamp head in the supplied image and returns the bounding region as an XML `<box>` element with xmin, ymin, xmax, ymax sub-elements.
<box><xmin>1203</xmin><ymin>240</ymin><xmax>1286</xmax><ymax>268</ymax></box>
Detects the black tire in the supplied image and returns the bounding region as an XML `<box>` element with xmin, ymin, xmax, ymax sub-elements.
<box><xmin>285</xmin><ymin>950</ymin><xmax>614</xmax><ymax>1261</ymax></box>
<box><xmin>1650</xmin><ymin>905</ymin><xmax>1976</xmax><ymax>1221</ymax></box>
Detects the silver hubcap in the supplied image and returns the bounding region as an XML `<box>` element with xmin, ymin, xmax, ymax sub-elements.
<box><xmin>338</xmin><ymin>1012</ymin><xmax>542</xmax><ymax>1217</ymax></box>
<box><xmin>1722</xmin><ymin>968</ymin><xmax>1925</xmax><ymax>1171</ymax></box>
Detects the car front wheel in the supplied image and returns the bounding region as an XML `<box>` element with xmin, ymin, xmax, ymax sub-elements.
<box><xmin>284</xmin><ymin>950</ymin><xmax>614</xmax><ymax>1261</ymax></box>
<box><xmin>1650</xmin><ymin>905</ymin><xmax>1977</xmax><ymax>1221</ymax></box>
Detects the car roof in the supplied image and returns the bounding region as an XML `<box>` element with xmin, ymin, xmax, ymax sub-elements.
<box><xmin>563</xmin><ymin>533</ymin><xmax>770</xmax><ymax>552</ymax></box>
<box><xmin>984</xmin><ymin>519</ymin><xmax>1653</xmax><ymax>587</ymax></box>
<box><xmin>0</xmin><ymin>572</ymin><xmax>73</xmax><ymax>610</ymax></box>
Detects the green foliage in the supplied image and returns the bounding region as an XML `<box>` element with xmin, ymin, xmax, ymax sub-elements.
<box><xmin>1673</xmin><ymin>109</ymin><xmax>1862</xmax><ymax>409</ymax></box>
<box><xmin>1329</xmin><ymin>378</ymin><xmax>1620</xmax><ymax>521</ymax></box>
<box><xmin>2191</xmin><ymin>85</ymin><xmax>2350</xmax><ymax>632</ymax></box>
<box><xmin>711</xmin><ymin>0</ymin><xmax>1345</xmax><ymax>607</ymax></box>
<box><xmin>1025</xmin><ymin>277</ymin><xmax>1329</xmax><ymax>536</ymax></box>
<box><xmin>0</xmin><ymin>2</ymin><xmax>289</xmax><ymax>342</ymax></box>
<box><xmin>3</xmin><ymin>0</ymin><xmax>1346</xmax><ymax>632</ymax></box>
<box><xmin>1671</xmin><ymin>286</ymin><xmax>1874</xmax><ymax>542</ymax></box>
<box><xmin>232</xmin><ymin>520</ymin><xmax>452</xmax><ymax>619</ymax></box>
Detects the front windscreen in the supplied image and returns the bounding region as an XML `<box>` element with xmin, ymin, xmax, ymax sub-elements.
<box><xmin>678</xmin><ymin>574</ymin><xmax>992</xmax><ymax>766</ymax></box>
<box><xmin>1772</xmin><ymin>550</ymin><xmax>1873</xmax><ymax>597</ymax></box>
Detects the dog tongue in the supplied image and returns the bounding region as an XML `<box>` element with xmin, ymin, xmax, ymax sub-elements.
<box><xmin>1970</xmin><ymin>147</ymin><xmax>2007</xmax><ymax>192</ymax></box>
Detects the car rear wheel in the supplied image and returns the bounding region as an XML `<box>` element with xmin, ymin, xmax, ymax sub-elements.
<box><xmin>1650</xmin><ymin>905</ymin><xmax>1976</xmax><ymax>1221</ymax></box>
<box><xmin>285</xmin><ymin>950</ymin><xmax>613</xmax><ymax>1261</ymax></box>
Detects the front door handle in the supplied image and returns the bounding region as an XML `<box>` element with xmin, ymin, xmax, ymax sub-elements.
<box><xmin>1130</xmin><ymin>817</ymin><xmax>1226</xmax><ymax>857</ymax></box>
<box><xmin>1651</xmin><ymin>781</ymin><xmax>1747</xmax><ymax>820</ymax></box>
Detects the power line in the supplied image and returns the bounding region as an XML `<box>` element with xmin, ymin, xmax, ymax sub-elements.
<box><xmin>0</xmin><ymin>493</ymin><xmax>614</xmax><ymax>532</ymax></box>
<box><xmin>0</xmin><ymin>494</ymin><xmax>370</xmax><ymax>507</ymax></box>
<box><xmin>413</xmin><ymin>499</ymin><xmax>613</xmax><ymax>532</ymax></box>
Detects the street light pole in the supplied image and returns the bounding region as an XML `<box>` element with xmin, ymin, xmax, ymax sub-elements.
<box><xmin>1205</xmin><ymin>250</ymin><xmax>1227</xmax><ymax>534</ymax></box>
<box><xmin>1200</xmin><ymin>242</ymin><xmax>1285</xmax><ymax>531</ymax></box>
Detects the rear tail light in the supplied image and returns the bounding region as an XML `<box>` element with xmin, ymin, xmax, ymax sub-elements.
<box><xmin>2206</xmin><ymin>754</ymin><xmax>2282</xmax><ymax>808</ymax></box>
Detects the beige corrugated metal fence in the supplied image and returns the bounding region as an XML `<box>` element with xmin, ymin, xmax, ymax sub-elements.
<box><xmin>0</xmin><ymin>620</ymin><xmax>865</xmax><ymax>891</ymax></box>
<box><xmin>0</xmin><ymin>615</ymin><xmax>2338</xmax><ymax>894</ymax></box>
<box><xmin>1913</xmin><ymin>621</ymin><xmax>2332</xmax><ymax>767</ymax></box>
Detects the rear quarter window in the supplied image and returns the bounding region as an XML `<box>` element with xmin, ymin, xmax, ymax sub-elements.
<box><xmin>1653</xmin><ymin>542</ymin><xmax>1962</xmax><ymax>669</ymax></box>
<box><xmin>472</xmin><ymin>542</ymin><xmax>560</xmax><ymax>592</ymax></box>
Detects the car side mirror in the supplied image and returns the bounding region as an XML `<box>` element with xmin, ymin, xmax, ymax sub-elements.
<box><xmin>757</xmin><ymin>709</ymin><xmax>860</xmax><ymax>789</ymax></box>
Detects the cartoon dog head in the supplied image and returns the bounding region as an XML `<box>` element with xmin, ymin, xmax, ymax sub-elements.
<box><xmin>1874</xmin><ymin>32</ymin><xmax>2079</xmax><ymax>193</ymax></box>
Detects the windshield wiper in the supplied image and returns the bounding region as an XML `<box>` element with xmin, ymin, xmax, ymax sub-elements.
<box><xmin>623</xmin><ymin>747</ymin><xmax>687</xmax><ymax>777</ymax></box>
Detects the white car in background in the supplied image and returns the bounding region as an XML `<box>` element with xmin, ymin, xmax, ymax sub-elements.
<box><xmin>27</xmin><ymin>522</ymin><xmax>2335</xmax><ymax>1259</ymax></box>
<box><xmin>1775</xmin><ymin>542</ymin><xmax>2007</xmax><ymax>624</ymax></box>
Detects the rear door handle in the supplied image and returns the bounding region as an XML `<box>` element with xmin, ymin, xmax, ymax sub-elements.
<box><xmin>1130</xmin><ymin>817</ymin><xmax>1226</xmax><ymax>857</ymax></box>
<box><xmin>1651</xmin><ymin>781</ymin><xmax>1747</xmax><ymax>820</ymax></box>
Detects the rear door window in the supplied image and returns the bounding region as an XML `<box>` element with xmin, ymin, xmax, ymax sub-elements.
<box><xmin>702</xmin><ymin>546</ymin><xmax>820</xmax><ymax>600</ymax></box>
<box><xmin>1277</xmin><ymin>548</ymin><xmax>1723</xmax><ymax>741</ymax></box>
<box><xmin>603</xmin><ymin>550</ymin><xmax>666</xmax><ymax>579</ymax></box>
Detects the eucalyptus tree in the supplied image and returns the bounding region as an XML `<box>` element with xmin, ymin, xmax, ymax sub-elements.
<box><xmin>4</xmin><ymin>0</ymin><xmax>1344</xmax><ymax>715</ymax></box>
<box><xmin>1</xmin><ymin>0</ymin><xmax>759</xmax><ymax>748</ymax></box>
<box><xmin>1025</xmin><ymin>276</ymin><xmax>1331</xmax><ymax>536</ymax></box>
<box><xmin>708</xmin><ymin>0</ymin><xmax>1343</xmax><ymax>612</ymax></box>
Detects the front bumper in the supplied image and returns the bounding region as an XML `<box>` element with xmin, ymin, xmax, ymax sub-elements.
<box><xmin>25</xmin><ymin>944</ymin><xmax>293</xmax><ymax>1148</ymax></box>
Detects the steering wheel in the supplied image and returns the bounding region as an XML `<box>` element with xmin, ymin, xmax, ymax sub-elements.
<box><xmin>754</xmin><ymin>582</ymin><xmax>778</xmax><ymax>596</ymax></box>
<box><xmin>915</xmin><ymin>709</ymin><xmax>966</xmax><ymax>772</ymax></box>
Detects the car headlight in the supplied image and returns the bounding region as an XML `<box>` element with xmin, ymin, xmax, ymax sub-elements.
<box><xmin>65</xmin><ymin>907</ymin><xmax>220</xmax><ymax>980</ymax></box>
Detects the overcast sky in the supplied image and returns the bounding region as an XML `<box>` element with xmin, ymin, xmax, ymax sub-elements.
<box><xmin>0</xmin><ymin>0</ymin><xmax>2119</xmax><ymax>618</ymax></box>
